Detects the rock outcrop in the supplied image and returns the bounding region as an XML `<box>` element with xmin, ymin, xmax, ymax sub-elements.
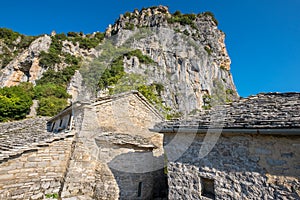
<box><xmin>103</xmin><ymin>6</ymin><xmax>237</xmax><ymax>114</ymax></box>
<box><xmin>0</xmin><ymin>35</ymin><xmax>51</xmax><ymax>87</ymax></box>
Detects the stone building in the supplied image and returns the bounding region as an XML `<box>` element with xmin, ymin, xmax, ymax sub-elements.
<box><xmin>152</xmin><ymin>92</ymin><xmax>300</xmax><ymax>200</ymax></box>
<box><xmin>0</xmin><ymin>91</ymin><xmax>167</xmax><ymax>200</ymax></box>
<box><xmin>46</xmin><ymin>105</ymin><xmax>73</xmax><ymax>133</ymax></box>
<box><xmin>0</xmin><ymin>117</ymin><xmax>75</xmax><ymax>199</ymax></box>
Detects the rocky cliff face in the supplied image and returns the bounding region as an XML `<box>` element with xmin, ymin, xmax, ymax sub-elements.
<box><xmin>0</xmin><ymin>31</ymin><xmax>100</xmax><ymax>87</ymax></box>
<box><xmin>0</xmin><ymin>5</ymin><xmax>238</xmax><ymax>116</ymax></box>
<box><xmin>103</xmin><ymin>6</ymin><xmax>237</xmax><ymax>114</ymax></box>
<box><xmin>0</xmin><ymin>35</ymin><xmax>51</xmax><ymax>87</ymax></box>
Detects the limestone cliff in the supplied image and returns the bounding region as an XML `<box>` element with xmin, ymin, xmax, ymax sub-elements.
<box><xmin>0</xmin><ymin>35</ymin><xmax>51</xmax><ymax>87</ymax></box>
<box><xmin>102</xmin><ymin>6</ymin><xmax>238</xmax><ymax>115</ymax></box>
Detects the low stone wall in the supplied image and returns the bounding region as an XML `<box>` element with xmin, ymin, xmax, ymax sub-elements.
<box><xmin>165</xmin><ymin>133</ymin><xmax>300</xmax><ymax>200</ymax></box>
<box><xmin>0</xmin><ymin>136</ymin><xmax>74</xmax><ymax>200</ymax></box>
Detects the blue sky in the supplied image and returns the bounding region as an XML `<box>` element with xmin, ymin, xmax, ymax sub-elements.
<box><xmin>1</xmin><ymin>0</ymin><xmax>299</xmax><ymax>97</ymax></box>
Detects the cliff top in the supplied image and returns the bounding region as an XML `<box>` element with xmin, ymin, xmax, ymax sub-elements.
<box><xmin>106</xmin><ymin>5</ymin><xmax>219</xmax><ymax>36</ymax></box>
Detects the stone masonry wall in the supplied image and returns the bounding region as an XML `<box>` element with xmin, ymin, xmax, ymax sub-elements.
<box><xmin>95</xmin><ymin>93</ymin><xmax>162</xmax><ymax>135</ymax></box>
<box><xmin>164</xmin><ymin>133</ymin><xmax>300</xmax><ymax>200</ymax></box>
<box><xmin>0</xmin><ymin>135</ymin><xmax>74</xmax><ymax>200</ymax></box>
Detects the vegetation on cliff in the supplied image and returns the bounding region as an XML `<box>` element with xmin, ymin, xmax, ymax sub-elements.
<box><xmin>98</xmin><ymin>49</ymin><xmax>155</xmax><ymax>90</ymax></box>
<box><xmin>0</xmin><ymin>28</ymin><xmax>38</xmax><ymax>68</ymax></box>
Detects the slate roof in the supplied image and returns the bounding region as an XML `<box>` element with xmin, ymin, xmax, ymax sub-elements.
<box><xmin>0</xmin><ymin>117</ymin><xmax>74</xmax><ymax>163</ymax></box>
<box><xmin>155</xmin><ymin>93</ymin><xmax>300</xmax><ymax>131</ymax></box>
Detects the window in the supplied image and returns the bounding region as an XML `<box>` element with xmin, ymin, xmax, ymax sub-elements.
<box><xmin>201</xmin><ymin>177</ymin><xmax>215</xmax><ymax>199</ymax></box>
<box><xmin>51</xmin><ymin>122</ymin><xmax>56</xmax><ymax>132</ymax></box>
<box><xmin>137</xmin><ymin>182</ymin><xmax>143</xmax><ymax>197</ymax></box>
<box><xmin>59</xmin><ymin>119</ymin><xmax>63</xmax><ymax>127</ymax></box>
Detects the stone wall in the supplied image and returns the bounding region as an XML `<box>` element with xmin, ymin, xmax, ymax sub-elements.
<box><xmin>164</xmin><ymin>133</ymin><xmax>300</xmax><ymax>200</ymax></box>
<box><xmin>0</xmin><ymin>135</ymin><xmax>74</xmax><ymax>200</ymax></box>
<box><xmin>95</xmin><ymin>92</ymin><xmax>162</xmax><ymax>136</ymax></box>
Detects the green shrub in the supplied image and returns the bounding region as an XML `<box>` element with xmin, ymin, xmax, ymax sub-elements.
<box><xmin>54</xmin><ymin>33</ymin><xmax>67</xmax><ymax>41</ymax></box>
<box><xmin>66</xmin><ymin>32</ymin><xmax>104</xmax><ymax>50</ymax></box>
<box><xmin>39</xmin><ymin>50</ymin><xmax>61</xmax><ymax>68</ymax></box>
<box><xmin>168</xmin><ymin>12</ymin><xmax>197</xmax><ymax>28</ymax></box>
<box><xmin>35</xmin><ymin>65</ymin><xmax>77</xmax><ymax>117</ymax></box>
<box><xmin>34</xmin><ymin>83</ymin><xmax>70</xmax><ymax>99</ymax></box>
<box><xmin>0</xmin><ymin>28</ymin><xmax>21</xmax><ymax>47</ymax></box>
<box><xmin>18</xmin><ymin>35</ymin><xmax>37</xmax><ymax>49</ymax></box>
<box><xmin>137</xmin><ymin>84</ymin><xmax>161</xmax><ymax>105</ymax></box>
<box><xmin>94</xmin><ymin>32</ymin><xmax>105</xmax><ymax>41</ymax></box>
<box><xmin>98</xmin><ymin>49</ymin><xmax>155</xmax><ymax>90</ymax></box>
<box><xmin>38</xmin><ymin>35</ymin><xmax>65</xmax><ymax>68</ymax></box>
<box><xmin>50</xmin><ymin>36</ymin><xmax>63</xmax><ymax>53</ymax></box>
<box><xmin>0</xmin><ymin>83</ymin><xmax>34</xmax><ymax>121</ymax></box>
<box><xmin>36</xmin><ymin>65</ymin><xmax>79</xmax><ymax>87</ymax></box>
<box><xmin>173</xmin><ymin>10</ymin><xmax>182</xmax><ymax>16</ymax></box>
<box><xmin>98</xmin><ymin>56</ymin><xmax>125</xmax><ymax>90</ymax></box>
<box><xmin>124</xmin><ymin>22</ymin><xmax>135</xmax><ymax>31</ymax></box>
<box><xmin>64</xmin><ymin>53</ymin><xmax>81</xmax><ymax>65</ymax></box>
<box><xmin>124</xmin><ymin>49</ymin><xmax>155</xmax><ymax>64</ymax></box>
<box><xmin>67</xmin><ymin>32</ymin><xmax>78</xmax><ymax>37</ymax></box>
<box><xmin>37</xmin><ymin>97</ymin><xmax>68</xmax><ymax>116</ymax></box>
<box><xmin>45</xmin><ymin>193</ymin><xmax>59</xmax><ymax>199</ymax></box>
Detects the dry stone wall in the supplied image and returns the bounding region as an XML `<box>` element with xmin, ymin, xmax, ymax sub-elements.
<box><xmin>164</xmin><ymin>133</ymin><xmax>300</xmax><ymax>200</ymax></box>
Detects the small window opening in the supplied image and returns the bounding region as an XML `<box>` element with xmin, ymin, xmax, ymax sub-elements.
<box><xmin>59</xmin><ymin>119</ymin><xmax>63</xmax><ymax>127</ymax></box>
<box><xmin>51</xmin><ymin>122</ymin><xmax>56</xmax><ymax>132</ymax></box>
<box><xmin>201</xmin><ymin>177</ymin><xmax>215</xmax><ymax>199</ymax></box>
<box><xmin>137</xmin><ymin>182</ymin><xmax>143</xmax><ymax>197</ymax></box>
<box><xmin>67</xmin><ymin>115</ymin><xmax>72</xmax><ymax>129</ymax></box>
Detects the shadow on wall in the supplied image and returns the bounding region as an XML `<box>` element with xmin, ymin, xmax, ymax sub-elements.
<box><xmin>108</xmin><ymin>151</ymin><xmax>167</xmax><ymax>200</ymax></box>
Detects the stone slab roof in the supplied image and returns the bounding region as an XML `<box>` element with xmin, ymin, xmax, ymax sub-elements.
<box><xmin>0</xmin><ymin>117</ymin><xmax>75</xmax><ymax>163</ymax></box>
<box><xmin>155</xmin><ymin>93</ymin><xmax>300</xmax><ymax>131</ymax></box>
